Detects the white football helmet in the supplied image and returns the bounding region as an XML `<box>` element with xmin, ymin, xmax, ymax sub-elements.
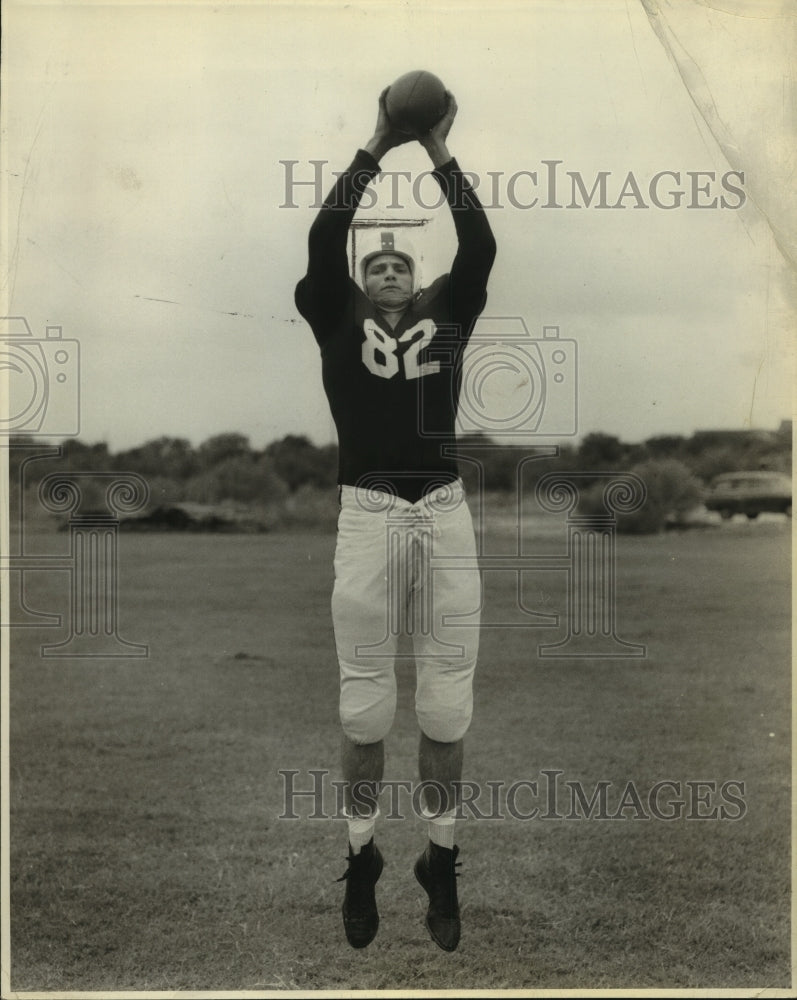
<box><xmin>357</xmin><ymin>229</ymin><xmax>422</xmax><ymax>294</ymax></box>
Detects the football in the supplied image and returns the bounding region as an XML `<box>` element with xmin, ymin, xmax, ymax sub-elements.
<box><xmin>385</xmin><ymin>70</ymin><xmax>447</xmax><ymax>135</ymax></box>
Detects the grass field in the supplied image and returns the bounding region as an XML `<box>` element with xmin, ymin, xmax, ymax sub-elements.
<box><xmin>8</xmin><ymin>511</ymin><xmax>792</xmax><ymax>993</ymax></box>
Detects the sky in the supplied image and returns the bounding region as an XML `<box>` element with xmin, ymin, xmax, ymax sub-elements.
<box><xmin>2</xmin><ymin>0</ymin><xmax>795</xmax><ymax>452</ymax></box>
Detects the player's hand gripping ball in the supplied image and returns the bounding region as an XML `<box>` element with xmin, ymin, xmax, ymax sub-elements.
<box><xmin>385</xmin><ymin>70</ymin><xmax>447</xmax><ymax>135</ymax></box>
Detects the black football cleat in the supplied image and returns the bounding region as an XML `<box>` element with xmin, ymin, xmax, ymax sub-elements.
<box><xmin>414</xmin><ymin>842</ymin><xmax>462</xmax><ymax>952</ymax></box>
<box><xmin>336</xmin><ymin>838</ymin><xmax>384</xmax><ymax>948</ymax></box>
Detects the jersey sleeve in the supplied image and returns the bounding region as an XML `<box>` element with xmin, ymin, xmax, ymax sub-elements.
<box><xmin>294</xmin><ymin>149</ymin><xmax>381</xmax><ymax>339</ymax></box>
<box><xmin>432</xmin><ymin>159</ymin><xmax>497</xmax><ymax>332</ymax></box>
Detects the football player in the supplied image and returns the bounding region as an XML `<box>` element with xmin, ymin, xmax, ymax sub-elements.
<box><xmin>295</xmin><ymin>88</ymin><xmax>496</xmax><ymax>951</ymax></box>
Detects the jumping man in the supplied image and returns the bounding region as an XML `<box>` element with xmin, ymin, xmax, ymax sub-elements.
<box><xmin>295</xmin><ymin>87</ymin><xmax>496</xmax><ymax>951</ymax></box>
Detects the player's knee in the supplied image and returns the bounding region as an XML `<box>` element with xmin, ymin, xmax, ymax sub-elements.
<box><xmin>415</xmin><ymin>658</ymin><xmax>475</xmax><ymax>743</ymax></box>
<box><xmin>416</xmin><ymin>698</ymin><xmax>473</xmax><ymax>743</ymax></box>
<box><xmin>340</xmin><ymin>695</ymin><xmax>395</xmax><ymax>745</ymax></box>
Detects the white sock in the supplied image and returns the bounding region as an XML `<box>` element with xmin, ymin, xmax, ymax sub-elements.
<box><xmin>422</xmin><ymin>807</ymin><xmax>457</xmax><ymax>850</ymax></box>
<box><xmin>345</xmin><ymin>807</ymin><xmax>379</xmax><ymax>854</ymax></box>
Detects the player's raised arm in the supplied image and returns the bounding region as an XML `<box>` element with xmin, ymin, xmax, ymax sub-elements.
<box><xmin>364</xmin><ymin>87</ymin><xmax>416</xmax><ymax>162</ymax></box>
<box><xmin>296</xmin><ymin>90</ymin><xmax>414</xmax><ymax>329</ymax></box>
<box><xmin>420</xmin><ymin>93</ymin><xmax>497</xmax><ymax>323</ymax></box>
<box><xmin>417</xmin><ymin>90</ymin><xmax>458</xmax><ymax>168</ymax></box>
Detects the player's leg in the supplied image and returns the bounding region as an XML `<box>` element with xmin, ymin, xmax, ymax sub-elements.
<box><xmin>414</xmin><ymin>732</ymin><xmax>465</xmax><ymax>952</ymax></box>
<box><xmin>341</xmin><ymin>734</ymin><xmax>383</xmax><ymax>820</ymax></box>
<box><xmin>413</xmin><ymin>480</ymin><xmax>480</xmax><ymax>805</ymax></box>
<box><xmin>419</xmin><ymin>732</ymin><xmax>463</xmax><ymax>823</ymax></box>
<box><xmin>411</xmin><ymin>481</ymin><xmax>481</xmax><ymax>951</ymax></box>
<box><xmin>335</xmin><ymin>735</ymin><xmax>385</xmax><ymax>950</ymax></box>
<box><xmin>334</xmin><ymin>490</ymin><xmax>401</xmax><ymax>823</ymax></box>
<box><xmin>332</xmin><ymin>487</ymin><xmax>403</xmax><ymax>948</ymax></box>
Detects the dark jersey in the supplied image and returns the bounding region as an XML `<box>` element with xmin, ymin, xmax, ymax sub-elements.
<box><xmin>295</xmin><ymin>148</ymin><xmax>496</xmax><ymax>503</ymax></box>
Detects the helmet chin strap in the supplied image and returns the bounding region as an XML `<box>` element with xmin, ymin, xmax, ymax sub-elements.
<box><xmin>375</xmin><ymin>299</ymin><xmax>412</xmax><ymax>330</ymax></box>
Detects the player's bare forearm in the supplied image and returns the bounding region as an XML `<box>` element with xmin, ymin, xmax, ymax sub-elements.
<box><xmin>367</xmin><ymin>87</ymin><xmax>455</xmax><ymax>167</ymax></box>
<box><xmin>363</xmin><ymin>135</ymin><xmax>396</xmax><ymax>163</ymax></box>
<box><xmin>364</xmin><ymin>88</ymin><xmax>414</xmax><ymax>163</ymax></box>
<box><xmin>423</xmin><ymin>138</ymin><xmax>453</xmax><ymax>169</ymax></box>
<box><xmin>366</xmin><ymin>127</ymin><xmax>451</xmax><ymax>169</ymax></box>
<box><xmin>419</xmin><ymin>92</ymin><xmax>457</xmax><ymax>169</ymax></box>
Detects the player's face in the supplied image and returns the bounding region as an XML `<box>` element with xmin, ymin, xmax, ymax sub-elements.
<box><xmin>364</xmin><ymin>254</ymin><xmax>413</xmax><ymax>311</ymax></box>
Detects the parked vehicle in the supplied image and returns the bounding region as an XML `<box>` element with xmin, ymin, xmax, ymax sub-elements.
<box><xmin>703</xmin><ymin>471</ymin><xmax>792</xmax><ymax>520</ymax></box>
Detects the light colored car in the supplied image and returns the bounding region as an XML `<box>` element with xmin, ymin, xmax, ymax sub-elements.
<box><xmin>703</xmin><ymin>471</ymin><xmax>792</xmax><ymax>520</ymax></box>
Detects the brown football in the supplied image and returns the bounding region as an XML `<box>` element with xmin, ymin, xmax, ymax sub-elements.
<box><xmin>385</xmin><ymin>70</ymin><xmax>447</xmax><ymax>134</ymax></box>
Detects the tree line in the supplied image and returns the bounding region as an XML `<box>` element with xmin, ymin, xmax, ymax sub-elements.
<box><xmin>8</xmin><ymin>426</ymin><xmax>790</xmax><ymax>497</ymax></box>
<box><xmin>8</xmin><ymin>425</ymin><xmax>790</xmax><ymax>532</ymax></box>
